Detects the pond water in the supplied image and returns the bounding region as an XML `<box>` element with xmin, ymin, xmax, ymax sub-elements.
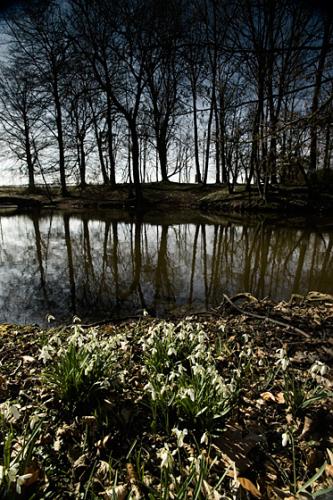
<box><xmin>0</xmin><ymin>212</ymin><xmax>332</xmax><ymax>325</ymax></box>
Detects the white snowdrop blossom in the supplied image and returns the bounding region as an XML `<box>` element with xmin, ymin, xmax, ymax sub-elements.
<box><xmin>310</xmin><ymin>361</ymin><xmax>329</xmax><ymax>377</ymax></box>
<box><xmin>275</xmin><ymin>356</ymin><xmax>289</xmax><ymax>371</ymax></box>
<box><xmin>242</xmin><ymin>334</ymin><xmax>249</xmax><ymax>343</ymax></box>
<box><xmin>172</xmin><ymin>427</ymin><xmax>188</xmax><ymax>448</ymax></box>
<box><xmin>169</xmin><ymin>370</ymin><xmax>178</xmax><ymax>382</ymax></box>
<box><xmin>39</xmin><ymin>345</ymin><xmax>52</xmax><ymax>364</ymax></box>
<box><xmin>0</xmin><ymin>402</ymin><xmax>21</xmax><ymax>422</ymax></box>
<box><xmin>167</xmin><ymin>346</ymin><xmax>177</xmax><ymax>356</ymax></box>
<box><xmin>16</xmin><ymin>473</ymin><xmax>33</xmax><ymax>494</ymax></box>
<box><xmin>281</xmin><ymin>432</ymin><xmax>290</xmax><ymax>447</ymax></box>
<box><xmin>200</xmin><ymin>432</ymin><xmax>209</xmax><ymax>445</ymax></box>
<box><xmin>7</xmin><ymin>463</ymin><xmax>19</xmax><ymax>483</ymax></box>
<box><xmin>180</xmin><ymin>388</ymin><xmax>195</xmax><ymax>402</ymax></box>
<box><xmin>157</xmin><ymin>444</ymin><xmax>176</xmax><ymax>469</ymax></box>
<box><xmin>192</xmin><ymin>364</ymin><xmax>204</xmax><ymax>376</ymax></box>
<box><xmin>143</xmin><ymin>382</ymin><xmax>156</xmax><ymax>401</ymax></box>
<box><xmin>276</xmin><ymin>348</ymin><xmax>287</xmax><ymax>359</ymax></box>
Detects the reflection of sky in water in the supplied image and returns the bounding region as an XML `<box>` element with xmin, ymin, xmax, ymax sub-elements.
<box><xmin>0</xmin><ymin>213</ymin><xmax>332</xmax><ymax>325</ymax></box>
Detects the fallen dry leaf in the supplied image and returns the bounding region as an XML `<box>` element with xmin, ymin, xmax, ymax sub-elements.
<box><xmin>126</xmin><ymin>463</ymin><xmax>141</xmax><ymax>499</ymax></box>
<box><xmin>238</xmin><ymin>477</ymin><xmax>261</xmax><ymax>498</ymax></box>
<box><xmin>260</xmin><ymin>392</ymin><xmax>276</xmax><ymax>402</ymax></box>
<box><xmin>275</xmin><ymin>392</ymin><xmax>285</xmax><ymax>404</ymax></box>
<box><xmin>300</xmin><ymin>416</ymin><xmax>313</xmax><ymax>438</ymax></box>
<box><xmin>326</xmin><ymin>464</ymin><xmax>333</xmax><ymax>477</ymax></box>
<box><xmin>102</xmin><ymin>484</ymin><xmax>128</xmax><ymax>499</ymax></box>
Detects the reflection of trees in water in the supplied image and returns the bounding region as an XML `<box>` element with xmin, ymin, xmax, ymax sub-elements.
<box><xmin>0</xmin><ymin>214</ymin><xmax>332</xmax><ymax>324</ymax></box>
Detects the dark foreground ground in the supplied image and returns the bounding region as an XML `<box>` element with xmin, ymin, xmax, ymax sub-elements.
<box><xmin>0</xmin><ymin>292</ymin><xmax>332</xmax><ymax>498</ymax></box>
<box><xmin>0</xmin><ymin>181</ymin><xmax>332</xmax><ymax>216</ymax></box>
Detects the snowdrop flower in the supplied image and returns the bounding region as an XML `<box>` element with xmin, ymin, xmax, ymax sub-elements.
<box><xmin>157</xmin><ymin>444</ymin><xmax>175</xmax><ymax>469</ymax></box>
<box><xmin>281</xmin><ymin>432</ymin><xmax>290</xmax><ymax>447</ymax></box>
<box><xmin>172</xmin><ymin>427</ymin><xmax>188</xmax><ymax>448</ymax></box>
<box><xmin>16</xmin><ymin>473</ymin><xmax>33</xmax><ymax>494</ymax></box>
<box><xmin>275</xmin><ymin>357</ymin><xmax>289</xmax><ymax>371</ymax></box>
<box><xmin>192</xmin><ymin>364</ymin><xmax>204</xmax><ymax>376</ymax></box>
<box><xmin>7</xmin><ymin>463</ymin><xmax>19</xmax><ymax>483</ymax></box>
<box><xmin>177</xmin><ymin>364</ymin><xmax>185</xmax><ymax>375</ymax></box>
<box><xmin>276</xmin><ymin>348</ymin><xmax>287</xmax><ymax>359</ymax></box>
<box><xmin>169</xmin><ymin>370</ymin><xmax>178</xmax><ymax>382</ymax></box>
<box><xmin>0</xmin><ymin>465</ymin><xmax>4</xmax><ymax>483</ymax></box>
<box><xmin>120</xmin><ymin>341</ymin><xmax>129</xmax><ymax>352</ymax></box>
<box><xmin>143</xmin><ymin>382</ymin><xmax>156</xmax><ymax>401</ymax></box>
<box><xmin>181</xmin><ymin>388</ymin><xmax>195</xmax><ymax>402</ymax></box>
<box><xmin>200</xmin><ymin>432</ymin><xmax>209</xmax><ymax>445</ymax></box>
<box><xmin>0</xmin><ymin>403</ymin><xmax>21</xmax><ymax>422</ymax></box>
<box><xmin>310</xmin><ymin>361</ymin><xmax>329</xmax><ymax>377</ymax></box>
<box><xmin>242</xmin><ymin>334</ymin><xmax>249</xmax><ymax>343</ymax></box>
<box><xmin>167</xmin><ymin>346</ymin><xmax>177</xmax><ymax>356</ymax></box>
<box><xmin>39</xmin><ymin>345</ymin><xmax>52</xmax><ymax>364</ymax></box>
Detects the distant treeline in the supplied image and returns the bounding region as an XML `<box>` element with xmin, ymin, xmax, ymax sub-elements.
<box><xmin>0</xmin><ymin>0</ymin><xmax>332</xmax><ymax>200</ymax></box>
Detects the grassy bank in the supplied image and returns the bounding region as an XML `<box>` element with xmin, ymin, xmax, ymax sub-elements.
<box><xmin>0</xmin><ymin>294</ymin><xmax>332</xmax><ymax>498</ymax></box>
<box><xmin>0</xmin><ymin>182</ymin><xmax>333</xmax><ymax>215</ymax></box>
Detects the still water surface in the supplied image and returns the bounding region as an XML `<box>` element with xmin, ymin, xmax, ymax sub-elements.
<box><xmin>0</xmin><ymin>212</ymin><xmax>332</xmax><ymax>325</ymax></box>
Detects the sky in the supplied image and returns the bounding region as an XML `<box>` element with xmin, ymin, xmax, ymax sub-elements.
<box><xmin>0</xmin><ymin>0</ymin><xmax>31</xmax><ymax>13</ymax></box>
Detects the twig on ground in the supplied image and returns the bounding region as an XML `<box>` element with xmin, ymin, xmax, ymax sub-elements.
<box><xmin>223</xmin><ymin>294</ymin><xmax>311</xmax><ymax>339</ymax></box>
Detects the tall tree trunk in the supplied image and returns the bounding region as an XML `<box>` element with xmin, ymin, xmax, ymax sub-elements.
<box><xmin>23</xmin><ymin>112</ymin><xmax>35</xmax><ymax>191</ymax></box>
<box><xmin>192</xmin><ymin>80</ymin><xmax>201</xmax><ymax>183</ymax></box>
<box><xmin>89</xmin><ymin>97</ymin><xmax>109</xmax><ymax>184</ymax></box>
<box><xmin>219</xmin><ymin>88</ymin><xmax>227</xmax><ymax>184</ymax></box>
<box><xmin>79</xmin><ymin>138</ymin><xmax>86</xmax><ymax>188</ymax></box>
<box><xmin>203</xmin><ymin>98</ymin><xmax>214</xmax><ymax>184</ymax></box>
<box><xmin>129</xmin><ymin>121</ymin><xmax>143</xmax><ymax>205</ymax></box>
<box><xmin>106</xmin><ymin>94</ymin><xmax>116</xmax><ymax>185</ymax></box>
<box><xmin>309</xmin><ymin>18</ymin><xmax>332</xmax><ymax>173</ymax></box>
<box><xmin>53</xmin><ymin>79</ymin><xmax>68</xmax><ymax>196</ymax></box>
<box><xmin>214</xmin><ymin>92</ymin><xmax>220</xmax><ymax>184</ymax></box>
<box><xmin>157</xmin><ymin>130</ymin><xmax>168</xmax><ymax>181</ymax></box>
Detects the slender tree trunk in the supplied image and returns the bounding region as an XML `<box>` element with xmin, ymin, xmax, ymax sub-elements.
<box><xmin>53</xmin><ymin>79</ymin><xmax>68</xmax><ymax>196</ymax></box>
<box><xmin>203</xmin><ymin>98</ymin><xmax>214</xmax><ymax>184</ymax></box>
<box><xmin>192</xmin><ymin>81</ymin><xmax>201</xmax><ymax>183</ymax></box>
<box><xmin>219</xmin><ymin>89</ymin><xmax>227</xmax><ymax>184</ymax></box>
<box><xmin>247</xmin><ymin>106</ymin><xmax>260</xmax><ymax>190</ymax></box>
<box><xmin>129</xmin><ymin>121</ymin><xmax>143</xmax><ymax>205</ymax></box>
<box><xmin>23</xmin><ymin>113</ymin><xmax>35</xmax><ymax>191</ymax></box>
<box><xmin>309</xmin><ymin>19</ymin><xmax>332</xmax><ymax>173</ymax></box>
<box><xmin>79</xmin><ymin>138</ymin><xmax>86</xmax><ymax>188</ymax></box>
<box><xmin>214</xmin><ymin>92</ymin><xmax>220</xmax><ymax>184</ymax></box>
<box><xmin>157</xmin><ymin>132</ymin><xmax>168</xmax><ymax>182</ymax></box>
<box><xmin>106</xmin><ymin>94</ymin><xmax>116</xmax><ymax>185</ymax></box>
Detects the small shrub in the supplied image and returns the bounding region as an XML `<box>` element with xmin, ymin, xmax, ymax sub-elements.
<box><xmin>42</xmin><ymin>325</ymin><xmax>119</xmax><ymax>413</ymax></box>
<box><xmin>142</xmin><ymin>322</ymin><xmax>235</xmax><ymax>433</ymax></box>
